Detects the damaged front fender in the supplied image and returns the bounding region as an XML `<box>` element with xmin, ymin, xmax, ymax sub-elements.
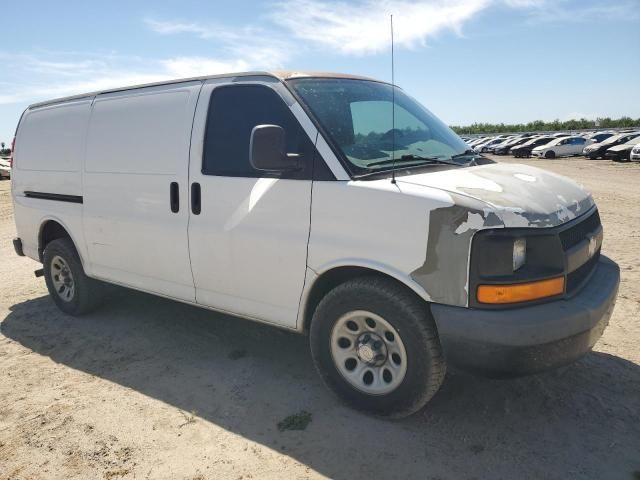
<box><xmin>410</xmin><ymin>194</ymin><xmax>504</xmax><ymax>307</ymax></box>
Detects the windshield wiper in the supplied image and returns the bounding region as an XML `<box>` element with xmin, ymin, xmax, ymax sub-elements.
<box><xmin>368</xmin><ymin>154</ymin><xmax>462</xmax><ymax>168</ymax></box>
<box><xmin>449</xmin><ymin>149</ymin><xmax>488</xmax><ymax>166</ymax></box>
<box><xmin>449</xmin><ymin>149</ymin><xmax>477</xmax><ymax>161</ymax></box>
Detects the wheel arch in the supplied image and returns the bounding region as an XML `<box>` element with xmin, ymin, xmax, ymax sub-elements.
<box><xmin>299</xmin><ymin>262</ymin><xmax>432</xmax><ymax>333</ymax></box>
<box><xmin>38</xmin><ymin>217</ymin><xmax>84</xmax><ymax>265</ymax></box>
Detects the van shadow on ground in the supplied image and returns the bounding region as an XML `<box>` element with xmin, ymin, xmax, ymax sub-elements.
<box><xmin>2</xmin><ymin>290</ymin><xmax>639</xmax><ymax>480</ymax></box>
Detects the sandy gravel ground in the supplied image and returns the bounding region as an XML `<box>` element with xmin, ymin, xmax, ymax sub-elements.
<box><xmin>1</xmin><ymin>157</ymin><xmax>639</xmax><ymax>480</ymax></box>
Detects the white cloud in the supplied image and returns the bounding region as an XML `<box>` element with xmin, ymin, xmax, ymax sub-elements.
<box><xmin>144</xmin><ymin>18</ymin><xmax>291</xmax><ymax>67</ymax></box>
<box><xmin>268</xmin><ymin>0</ymin><xmax>638</xmax><ymax>54</ymax></box>
<box><xmin>502</xmin><ymin>0</ymin><xmax>547</xmax><ymax>7</ymax></box>
<box><xmin>144</xmin><ymin>19</ymin><xmax>214</xmax><ymax>38</ymax></box>
<box><xmin>0</xmin><ymin>52</ymin><xmax>270</xmax><ymax>106</ymax></box>
<box><xmin>160</xmin><ymin>57</ymin><xmax>251</xmax><ymax>77</ymax></box>
<box><xmin>269</xmin><ymin>0</ymin><xmax>492</xmax><ymax>55</ymax></box>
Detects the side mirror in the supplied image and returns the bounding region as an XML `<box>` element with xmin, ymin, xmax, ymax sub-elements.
<box><xmin>249</xmin><ymin>125</ymin><xmax>299</xmax><ymax>172</ymax></box>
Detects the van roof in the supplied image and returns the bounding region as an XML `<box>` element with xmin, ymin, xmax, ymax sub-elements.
<box><xmin>28</xmin><ymin>70</ymin><xmax>384</xmax><ymax>109</ymax></box>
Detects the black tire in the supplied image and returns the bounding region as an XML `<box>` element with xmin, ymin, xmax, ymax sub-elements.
<box><xmin>545</xmin><ymin>150</ymin><xmax>556</xmax><ymax>159</ymax></box>
<box><xmin>309</xmin><ymin>276</ymin><xmax>446</xmax><ymax>418</ymax></box>
<box><xmin>43</xmin><ymin>237</ymin><xmax>104</xmax><ymax>315</ymax></box>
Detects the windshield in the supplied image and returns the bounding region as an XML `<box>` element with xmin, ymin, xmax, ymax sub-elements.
<box><xmin>288</xmin><ymin>78</ymin><xmax>469</xmax><ymax>175</ymax></box>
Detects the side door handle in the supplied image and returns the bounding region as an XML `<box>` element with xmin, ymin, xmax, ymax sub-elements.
<box><xmin>170</xmin><ymin>182</ymin><xmax>179</xmax><ymax>213</ymax></box>
<box><xmin>191</xmin><ymin>182</ymin><xmax>201</xmax><ymax>215</ymax></box>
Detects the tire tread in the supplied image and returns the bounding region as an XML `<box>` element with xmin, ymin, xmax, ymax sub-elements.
<box><xmin>310</xmin><ymin>275</ymin><xmax>446</xmax><ymax>418</ymax></box>
<box><xmin>43</xmin><ymin>238</ymin><xmax>104</xmax><ymax>315</ymax></box>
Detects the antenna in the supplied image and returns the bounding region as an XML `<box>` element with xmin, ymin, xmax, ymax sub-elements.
<box><xmin>390</xmin><ymin>14</ymin><xmax>397</xmax><ymax>184</ymax></box>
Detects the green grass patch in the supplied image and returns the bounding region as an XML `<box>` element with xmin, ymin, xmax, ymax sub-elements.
<box><xmin>277</xmin><ymin>410</ymin><xmax>312</xmax><ymax>432</ymax></box>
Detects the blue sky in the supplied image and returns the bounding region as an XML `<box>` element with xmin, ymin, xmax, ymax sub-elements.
<box><xmin>1</xmin><ymin>0</ymin><xmax>639</xmax><ymax>143</ymax></box>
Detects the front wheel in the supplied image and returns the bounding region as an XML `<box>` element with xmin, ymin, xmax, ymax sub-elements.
<box><xmin>545</xmin><ymin>150</ymin><xmax>556</xmax><ymax>159</ymax></box>
<box><xmin>43</xmin><ymin>238</ymin><xmax>104</xmax><ymax>315</ymax></box>
<box><xmin>310</xmin><ymin>276</ymin><xmax>446</xmax><ymax>418</ymax></box>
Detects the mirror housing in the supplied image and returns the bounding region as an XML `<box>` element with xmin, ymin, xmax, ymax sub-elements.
<box><xmin>249</xmin><ymin>125</ymin><xmax>299</xmax><ymax>172</ymax></box>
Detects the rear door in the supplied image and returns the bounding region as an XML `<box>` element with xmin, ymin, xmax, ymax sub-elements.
<box><xmin>83</xmin><ymin>82</ymin><xmax>201</xmax><ymax>301</ymax></box>
<box><xmin>187</xmin><ymin>78</ymin><xmax>320</xmax><ymax>328</ymax></box>
<box><xmin>570</xmin><ymin>137</ymin><xmax>586</xmax><ymax>154</ymax></box>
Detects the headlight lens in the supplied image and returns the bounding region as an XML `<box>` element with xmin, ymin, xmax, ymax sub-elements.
<box><xmin>513</xmin><ymin>238</ymin><xmax>526</xmax><ymax>271</ymax></box>
<box><xmin>470</xmin><ymin>229</ymin><xmax>565</xmax><ymax>307</ymax></box>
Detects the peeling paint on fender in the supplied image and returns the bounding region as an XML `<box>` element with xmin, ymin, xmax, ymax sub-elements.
<box><xmin>398</xmin><ymin>162</ymin><xmax>595</xmax><ymax>307</ymax></box>
<box><xmin>397</xmin><ymin>163</ymin><xmax>594</xmax><ymax>228</ymax></box>
<box><xmin>409</xmin><ymin>198</ymin><xmax>504</xmax><ymax>307</ymax></box>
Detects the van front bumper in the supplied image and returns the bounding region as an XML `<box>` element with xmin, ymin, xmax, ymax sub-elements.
<box><xmin>430</xmin><ymin>255</ymin><xmax>620</xmax><ymax>377</ymax></box>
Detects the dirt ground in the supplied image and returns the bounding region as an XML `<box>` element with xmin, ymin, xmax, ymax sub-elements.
<box><xmin>1</xmin><ymin>156</ymin><xmax>639</xmax><ymax>480</ymax></box>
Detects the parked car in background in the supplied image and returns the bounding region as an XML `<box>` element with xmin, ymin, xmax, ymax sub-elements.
<box><xmin>631</xmin><ymin>144</ymin><xmax>640</xmax><ymax>162</ymax></box>
<box><xmin>475</xmin><ymin>137</ymin><xmax>510</xmax><ymax>153</ymax></box>
<box><xmin>484</xmin><ymin>137</ymin><xmax>514</xmax><ymax>154</ymax></box>
<box><xmin>604</xmin><ymin>136</ymin><xmax>640</xmax><ymax>161</ymax></box>
<box><xmin>511</xmin><ymin>136</ymin><xmax>554</xmax><ymax>158</ymax></box>
<box><xmin>493</xmin><ymin>136</ymin><xmax>534</xmax><ymax>155</ymax></box>
<box><xmin>466</xmin><ymin>137</ymin><xmax>486</xmax><ymax>147</ymax></box>
<box><xmin>470</xmin><ymin>136</ymin><xmax>493</xmax><ymax>146</ymax></box>
<box><xmin>531</xmin><ymin>136</ymin><xmax>588</xmax><ymax>158</ymax></box>
<box><xmin>471</xmin><ymin>137</ymin><xmax>495</xmax><ymax>152</ymax></box>
<box><xmin>583</xmin><ymin>132</ymin><xmax>640</xmax><ymax>159</ymax></box>
<box><xmin>585</xmin><ymin>131</ymin><xmax>615</xmax><ymax>144</ymax></box>
<box><xmin>0</xmin><ymin>157</ymin><xmax>11</xmax><ymax>179</ymax></box>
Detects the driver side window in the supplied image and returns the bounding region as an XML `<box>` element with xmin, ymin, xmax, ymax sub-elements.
<box><xmin>202</xmin><ymin>84</ymin><xmax>318</xmax><ymax>179</ymax></box>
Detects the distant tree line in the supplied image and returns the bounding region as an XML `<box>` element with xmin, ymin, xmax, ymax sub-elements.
<box><xmin>450</xmin><ymin>117</ymin><xmax>640</xmax><ymax>135</ymax></box>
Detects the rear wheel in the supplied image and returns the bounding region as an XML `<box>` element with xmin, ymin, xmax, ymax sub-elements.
<box><xmin>545</xmin><ymin>150</ymin><xmax>556</xmax><ymax>159</ymax></box>
<box><xmin>310</xmin><ymin>276</ymin><xmax>446</xmax><ymax>418</ymax></box>
<box><xmin>43</xmin><ymin>238</ymin><xmax>104</xmax><ymax>315</ymax></box>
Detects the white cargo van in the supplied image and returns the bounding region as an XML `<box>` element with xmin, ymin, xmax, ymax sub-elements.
<box><xmin>11</xmin><ymin>71</ymin><xmax>620</xmax><ymax>417</ymax></box>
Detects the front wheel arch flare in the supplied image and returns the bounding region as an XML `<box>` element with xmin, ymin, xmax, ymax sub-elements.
<box><xmin>302</xmin><ymin>266</ymin><xmax>431</xmax><ymax>334</ymax></box>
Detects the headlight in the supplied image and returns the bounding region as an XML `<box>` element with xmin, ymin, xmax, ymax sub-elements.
<box><xmin>469</xmin><ymin>229</ymin><xmax>565</xmax><ymax>308</ymax></box>
<box><xmin>513</xmin><ymin>238</ymin><xmax>526</xmax><ymax>271</ymax></box>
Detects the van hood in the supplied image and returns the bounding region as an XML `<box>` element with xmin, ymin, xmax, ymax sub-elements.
<box><xmin>396</xmin><ymin>163</ymin><xmax>594</xmax><ymax>228</ymax></box>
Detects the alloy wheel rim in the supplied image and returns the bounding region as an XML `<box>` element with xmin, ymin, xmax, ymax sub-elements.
<box><xmin>51</xmin><ymin>255</ymin><xmax>75</xmax><ymax>302</ymax></box>
<box><xmin>330</xmin><ymin>310</ymin><xmax>408</xmax><ymax>395</ymax></box>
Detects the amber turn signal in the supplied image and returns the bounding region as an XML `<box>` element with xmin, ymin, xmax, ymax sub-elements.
<box><xmin>477</xmin><ymin>277</ymin><xmax>565</xmax><ymax>304</ymax></box>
